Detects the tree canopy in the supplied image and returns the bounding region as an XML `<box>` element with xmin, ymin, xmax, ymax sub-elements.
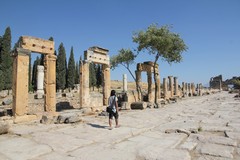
<box><xmin>133</xmin><ymin>24</ymin><xmax>188</xmax><ymax>64</ymax></box>
<box><xmin>110</xmin><ymin>48</ymin><xmax>136</xmax><ymax>80</ymax></box>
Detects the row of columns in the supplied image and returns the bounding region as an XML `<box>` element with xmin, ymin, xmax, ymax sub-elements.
<box><xmin>163</xmin><ymin>76</ymin><xmax>203</xmax><ymax>100</ymax></box>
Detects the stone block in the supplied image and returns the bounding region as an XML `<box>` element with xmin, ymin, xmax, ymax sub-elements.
<box><xmin>131</xmin><ymin>102</ymin><xmax>147</xmax><ymax>110</ymax></box>
<box><xmin>56</xmin><ymin>113</ymin><xmax>82</xmax><ymax>124</ymax></box>
<box><xmin>19</xmin><ymin>36</ymin><xmax>54</xmax><ymax>54</ymax></box>
<box><xmin>2</xmin><ymin>98</ymin><xmax>12</xmax><ymax>105</ymax></box>
<box><xmin>14</xmin><ymin>115</ymin><xmax>38</xmax><ymax>124</ymax></box>
<box><xmin>0</xmin><ymin>121</ymin><xmax>10</xmax><ymax>135</ymax></box>
<box><xmin>196</xmin><ymin>143</ymin><xmax>234</xmax><ymax>159</ymax></box>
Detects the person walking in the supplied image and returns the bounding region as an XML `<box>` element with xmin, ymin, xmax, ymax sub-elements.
<box><xmin>108</xmin><ymin>90</ymin><xmax>120</xmax><ymax>129</ymax></box>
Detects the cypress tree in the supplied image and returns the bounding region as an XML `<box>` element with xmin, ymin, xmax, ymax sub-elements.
<box><xmin>1</xmin><ymin>27</ymin><xmax>12</xmax><ymax>91</ymax></box>
<box><xmin>32</xmin><ymin>56</ymin><xmax>40</xmax><ymax>91</ymax></box>
<box><xmin>96</xmin><ymin>64</ymin><xmax>102</xmax><ymax>91</ymax></box>
<box><xmin>28</xmin><ymin>54</ymin><xmax>33</xmax><ymax>92</ymax></box>
<box><xmin>67</xmin><ymin>47</ymin><xmax>75</xmax><ymax>89</ymax></box>
<box><xmin>75</xmin><ymin>61</ymin><xmax>79</xmax><ymax>84</ymax></box>
<box><xmin>0</xmin><ymin>36</ymin><xmax>3</xmax><ymax>91</ymax></box>
<box><xmin>89</xmin><ymin>62</ymin><xmax>96</xmax><ymax>91</ymax></box>
<box><xmin>56</xmin><ymin>43</ymin><xmax>67</xmax><ymax>91</ymax></box>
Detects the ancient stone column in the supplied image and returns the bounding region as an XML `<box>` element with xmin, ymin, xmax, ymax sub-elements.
<box><xmin>191</xmin><ymin>83</ymin><xmax>195</xmax><ymax>96</ymax></box>
<box><xmin>156</xmin><ymin>71</ymin><xmax>161</xmax><ymax>99</ymax></box>
<box><xmin>182</xmin><ymin>82</ymin><xmax>186</xmax><ymax>97</ymax></box>
<box><xmin>12</xmin><ymin>48</ymin><xmax>31</xmax><ymax>116</ymax></box>
<box><xmin>188</xmin><ymin>83</ymin><xmax>192</xmax><ymax>96</ymax></box>
<box><xmin>135</xmin><ymin>71</ymin><xmax>142</xmax><ymax>101</ymax></box>
<box><xmin>199</xmin><ymin>83</ymin><xmax>203</xmax><ymax>96</ymax></box>
<box><xmin>36</xmin><ymin>65</ymin><xmax>44</xmax><ymax>99</ymax></box>
<box><xmin>102</xmin><ymin>64</ymin><xmax>111</xmax><ymax>105</ymax></box>
<box><xmin>185</xmin><ymin>83</ymin><xmax>189</xmax><ymax>97</ymax></box>
<box><xmin>163</xmin><ymin>78</ymin><xmax>168</xmax><ymax>100</ymax></box>
<box><xmin>44</xmin><ymin>54</ymin><xmax>57</xmax><ymax>112</ymax></box>
<box><xmin>168</xmin><ymin>76</ymin><xmax>174</xmax><ymax>97</ymax></box>
<box><xmin>174</xmin><ymin>77</ymin><xmax>179</xmax><ymax>96</ymax></box>
<box><xmin>123</xmin><ymin>74</ymin><xmax>127</xmax><ymax>92</ymax></box>
<box><xmin>80</xmin><ymin>61</ymin><xmax>90</xmax><ymax>107</ymax></box>
<box><xmin>147</xmin><ymin>71</ymin><xmax>153</xmax><ymax>103</ymax></box>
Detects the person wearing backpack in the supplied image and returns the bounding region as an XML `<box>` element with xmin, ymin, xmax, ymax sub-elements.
<box><xmin>108</xmin><ymin>90</ymin><xmax>120</xmax><ymax>129</ymax></box>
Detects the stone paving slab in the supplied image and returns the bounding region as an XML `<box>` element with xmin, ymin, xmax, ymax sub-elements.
<box><xmin>0</xmin><ymin>135</ymin><xmax>52</xmax><ymax>160</ymax></box>
<box><xmin>196</xmin><ymin>143</ymin><xmax>234</xmax><ymax>159</ymax></box>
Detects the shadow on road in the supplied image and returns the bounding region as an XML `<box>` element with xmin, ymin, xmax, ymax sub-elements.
<box><xmin>87</xmin><ymin>123</ymin><xmax>108</xmax><ymax>129</ymax></box>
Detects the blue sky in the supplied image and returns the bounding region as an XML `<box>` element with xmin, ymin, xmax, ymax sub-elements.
<box><xmin>1</xmin><ymin>0</ymin><xmax>239</xmax><ymax>86</ymax></box>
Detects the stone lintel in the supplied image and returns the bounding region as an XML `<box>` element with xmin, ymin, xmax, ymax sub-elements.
<box><xmin>84</xmin><ymin>50</ymin><xmax>110</xmax><ymax>65</ymax></box>
<box><xmin>137</xmin><ymin>62</ymin><xmax>158</xmax><ymax>72</ymax></box>
<box><xmin>88</xmin><ymin>46</ymin><xmax>109</xmax><ymax>55</ymax></box>
<box><xmin>18</xmin><ymin>36</ymin><xmax>54</xmax><ymax>54</ymax></box>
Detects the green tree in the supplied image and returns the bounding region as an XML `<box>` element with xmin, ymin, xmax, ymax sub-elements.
<box><xmin>75</xmin><ymin>61</ymin><xmax>79</xmax><ymax>84</ymax></box>
<box><xmin>89</xmin><ymin>62</ymin><xmax>96</xmax><ymax>91</ymax></box>
<box><xmin>67</xmin><ymin>47</ymin><xmax>75</xmax><ymax>89</ymax></box>
<box><xmin>133</xmin><ymin>24</ymin><xmax>188</xmax><ymax>104</ymax></box>
<box><xmin>0</xmin><ymin>36</ymin><xmax>3</xmax><ymax>91</ymax></box>
<box><xmin>96</xmin><ymin>64</ymin><xmax>102</xmax><ymax>91</ymax></box>
<box><xmin>1</xmin><ymin>27</ymin><xmax>13</xmax><ymax>91</ymax></box>
<box><xmin>28</xmin><ymin>54</ymin><xmax>33</xmax><ymax>92</ymax></box>
<box><xmin>233</xmin><ymin>79</ymin><xmax>240</xmax><ymax>89</ymax></box>
<box><xmin>56</xmin><ymin>43</ymin><xmax>67</xmax><ymax>91</ymax></box>
<box><xmin>0</xmin><ymin>64</ymin><xmax>3</xmax><ymax>91</ymax></box>
<box><xmin>110</xmin><ymin>48</ymin><xmax>142</xmax><ymax>96</ymax></box>
<box><xmin>32</xmin><ymin>56</ymin><xmax>40</xmax><ymax>91</ymax></box>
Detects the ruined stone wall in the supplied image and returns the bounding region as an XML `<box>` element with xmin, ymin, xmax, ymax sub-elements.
<box><xmin>89</xmin><ymin>92</ymin><xmax>103</xmax><ymax>108</ymax></box>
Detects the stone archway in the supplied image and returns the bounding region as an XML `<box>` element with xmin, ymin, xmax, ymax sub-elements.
<box><xmin>135</xmin><ymin>61</ymin><xmax>161</xmax><ymax>103</ymax></box>
<box><xmin>11</xmin><ymin>36</ymin><xmax>56</xmax><ymax>118</ymax></box>
<box><xmin>79</xmin><ymin>46</ymin><xmax>110</xmax><ymax>107</ymax></box>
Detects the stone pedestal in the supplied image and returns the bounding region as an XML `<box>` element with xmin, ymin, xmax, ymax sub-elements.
<box><xmin>36</xmin><ymin>65</ymin><xmax>44</xmax><ymax>99</ymax></box>
<box><xmin>12</xmin><ymin>48</ymin><xmax>31</xmax><ymax>116</ymax></box>
<box><xmin>123</xmin><ymin>74</ymin><xmax>127</xmax><ymax>92</ymax></box>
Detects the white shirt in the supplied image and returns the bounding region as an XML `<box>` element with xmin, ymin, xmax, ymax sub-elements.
<box><xmin>108</xmin><ymin>96</ymin><xmax>118</xmax><ymax>113</ymax></box>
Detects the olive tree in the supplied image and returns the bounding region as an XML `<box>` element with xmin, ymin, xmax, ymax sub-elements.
<box><xmin>133</xmin><ymin>24</ymin><xmax>188</xmax><ymax>104</ymax></box>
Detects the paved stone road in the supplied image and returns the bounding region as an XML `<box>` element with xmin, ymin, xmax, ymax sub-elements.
<box><xmin>0</xmin><ymin>92</ymin><xmax>240</xmax><ymax>160</ymax></box>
